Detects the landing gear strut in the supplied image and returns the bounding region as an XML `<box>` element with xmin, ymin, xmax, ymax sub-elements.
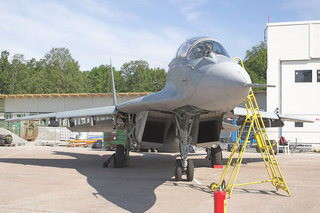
<box><xmin>102</xmin><ymin>144</ymin><xmax>128</xmax><ymax>168</ymax></box>
<box><xmin>174</xmin><ymin>114</ymin><xmax>196</xmax><ymax>181</ymax></box>
<box><xmin>114</xmin><ymin>120</ymin><xmax>133</xmax><ymax>168</ymax></box>
<box><xmin>103</xmin><ymin>115</ymin><xmax>133</xmax><ymax>168</ymax></box>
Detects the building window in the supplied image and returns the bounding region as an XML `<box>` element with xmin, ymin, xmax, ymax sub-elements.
<box><xmin>295</xmin><ymin>70</ymin><xmax>312</xmax><ymax>82</ymax></box>
<box><xmin>317</xmin><ymin>70</ymin><xmax>320</xmax><ymax>82</ymax></box>
<box><xmin>295</xmin><ymin>122</ymin><xmax>303</xmax><ymax>127</ymax></box>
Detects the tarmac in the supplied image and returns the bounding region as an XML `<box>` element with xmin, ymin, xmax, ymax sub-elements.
<box><xmin>0</xmin><ymin>146</ymin><xmax>320</xmax><ymax>213</ymax></box>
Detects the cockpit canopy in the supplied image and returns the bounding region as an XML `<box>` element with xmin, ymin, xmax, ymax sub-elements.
<box><xmin>176</xmin><ymin>37</ymin><xmax>229</xmax><ymax>60</ymax></box>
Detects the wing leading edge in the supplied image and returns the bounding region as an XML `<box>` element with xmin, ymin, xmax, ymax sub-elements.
<box><xmin>116</xmin><ymin>84</ymin><xmax>183</xmax><ymax>113</ymax></box>
<box><xmin>7</xmin><ymin>105</ymin><xmax>116</xmax><ymax>121</ymax></box>
<box><xmin>6</xmin><ymin>84</ymin><xmax>181</xmax><ymax>122</ymax></box>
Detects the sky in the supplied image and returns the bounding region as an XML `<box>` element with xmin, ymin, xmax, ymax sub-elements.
<box><xmin>1</xmin><ymin>0</ymin><xmax>320</xmax><ymax>71</ymax></box>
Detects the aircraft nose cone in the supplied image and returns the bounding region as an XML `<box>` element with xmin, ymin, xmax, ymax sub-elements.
<box><xmin>221</xmin><ymin>62</ymin><xmax>251</xmax><ymax>107</ymax></box>
<box><xmin>190</xmin><ymin>60</ymin><xmax>252</xmax><ymax>111</ymax></box>
<box><xmin>227</xmin><ymin>66</ymin><xmax>251</xmax><ymax>101</ymax></box>
<box><xmin>224</xmin><ymin>62</ymin><xmax>251</xmax><ymax>86</ymax></box>
<box><xmin>238</xmin><ymin>67</ymin><xmax>252</xmax><ymax>85</ymax></box>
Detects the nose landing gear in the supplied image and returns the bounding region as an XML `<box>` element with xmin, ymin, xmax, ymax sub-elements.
<box><xmin>175</xmin><ymin>159</ymin><xmax>194</xmax><ymax>181</ymax></box>
<box><xmin>174</xmin><ymin>114</ymin><xmax>196</xmax><ymax>181</ymax></box>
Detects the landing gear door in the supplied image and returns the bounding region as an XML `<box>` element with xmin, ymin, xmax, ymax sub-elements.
<box><xmin>190</xmin><ymin>115</ymin><xmax>200</xmax><ymax>146</ymax></box>
<box><xmin>135</xmin><ymin>111</ymin><xmax>149</xmax><ymax>143</ymax></box>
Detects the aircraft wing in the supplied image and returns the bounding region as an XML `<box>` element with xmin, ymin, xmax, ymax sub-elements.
<box><xmin>6</xmin><ymin>105</ymin><xmax>116</xmax><ymax>121</ymax></box>
<box><xmin>232</xmin><ymin>107</ymin><xmax>314</xmax><ymax>123</ymax></box>
<box><xmin>6</xmin><ymin>84</ymin><xmax>181</xmax><ymax>122</ymax></box>
<box><xmin>116</xmin><ymin>84</ymin><xmax>182</xmax><ymax>113</ymax></box>
<box><xmin>6</xmin><ymin>113</ymin><xmax>57</xmax><ymax>121</ymax></box>
<box><xmin>276</xmin><ymin>114</ymin><xmax>314</xmax><ymax>123</ymax></box>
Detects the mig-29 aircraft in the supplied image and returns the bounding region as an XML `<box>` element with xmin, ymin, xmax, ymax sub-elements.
<box><xmin>8</xmin><ymin>37</ymin><xmax>313</xmax><ymax>181</ymax></box>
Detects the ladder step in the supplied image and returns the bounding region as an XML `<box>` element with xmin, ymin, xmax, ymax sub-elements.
<box><xmin>269</xmin><ymin>160</ymin><xmax>278</xmax><ymax>165</ymax></box>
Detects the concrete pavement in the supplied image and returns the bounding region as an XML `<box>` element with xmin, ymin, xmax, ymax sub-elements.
<box><xmin>0</xmin><ymin>146</ymin><xmax>319</xmax><ymax>213</ymax></box>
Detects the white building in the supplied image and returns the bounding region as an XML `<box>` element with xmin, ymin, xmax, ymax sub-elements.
<box><xmin>267</xmin><ymin>20</ymin><xmax>320</xmax><ymax>144</ymax></box>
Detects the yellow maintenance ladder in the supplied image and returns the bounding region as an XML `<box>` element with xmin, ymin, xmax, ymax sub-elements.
<box><xmin>211</xmin><ymin>59</ymin><xmax>291</xmax><ymax>197</ymax></box>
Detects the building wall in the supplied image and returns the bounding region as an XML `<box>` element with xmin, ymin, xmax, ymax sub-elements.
<box><xmin>0</xmin><ymin>98</ymin><xmax>5</xmax><ymax>119</ymax></box>
<box><xmin>267</xmin><ymin>21</ymin><xmax>320</xmax><ymax>144</ymax></box>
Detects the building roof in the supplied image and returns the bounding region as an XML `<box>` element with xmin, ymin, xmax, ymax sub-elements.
<box><xmin>0</xmin><ymin>91</ymin><xmax>265</xmax><ymax>99</ymax></box>
<box><xmin>0</xmin><ymin>92</ymin><xmax>151</xmax><ymax>99</ymax></box>
<box><xmin>267</xmin><ymin>20</ymin><xmax>320</xmax><ymax>27</ymax></box>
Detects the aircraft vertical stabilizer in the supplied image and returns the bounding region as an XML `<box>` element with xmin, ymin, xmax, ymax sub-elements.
<box><xmin>110</xmin><ymin>59</ymin><xmax>118</xmax><ymax>106</ymax></box>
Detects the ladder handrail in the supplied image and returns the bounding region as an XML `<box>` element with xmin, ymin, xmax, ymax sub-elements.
<box><xmin>211</xmin><ymin>59</ymin><xmax>291</xmax><ymax>197</ymax></box>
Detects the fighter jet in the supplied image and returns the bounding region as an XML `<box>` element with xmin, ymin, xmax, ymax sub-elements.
<box><xmin>8</xmin><ymin>37</ymin><xmax>313</xmax><ymax>181</ymax></box>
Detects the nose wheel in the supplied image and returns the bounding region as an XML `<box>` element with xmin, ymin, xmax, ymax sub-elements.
<box><xmin>174</xmin><ymin>114</ymin><xmax>197</xmax><ymax>182</ymax></box>
<box><xmin>175</xmin><ymin>159</ymin><xmax>194</xmax><ymax>181</ymax></box>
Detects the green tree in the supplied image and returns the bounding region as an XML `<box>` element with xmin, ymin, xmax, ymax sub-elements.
<box><xmin>87</xmin><ymin>65</ymin><xmax>126</xmax><ymax>93</ymax></box>
<box><xmin>120</xmin><ymin>60</ymin><xmax>167</xmax><ymax>92</ymax></box>
<box><xmin>87</xmin><ymin>65</ymin><xmax>112</xmax><ymax>93</ymax></box>
<box><xmin>22</xmin><ymin>58</ymin><xmax>46</xmax><ymax>94</ymax></box>
<box><xmin>39</xmin><ymin>48</ymin><xmax>87</xmax><ymax>93</ymax></box>
<box><xmin>149</xmin><ymin>68</ymin><xmax>167</xmax><ymax>92</ymax></box>
<box><xmin>243</xmin><ymin>42</ymin><xmax>267</xmax><ymax>84</ymax></box>
<box><xmin>0</xmin><ymin>48</ymin><xmax>167</xmax><ymax>94</ymax></box>
<box><xmin>121</xmin><ymin>60</ymin><xmax>149</xmax><ymax>92</ymax></box>
<box><xmin>113</xmin><ymin>68</ymin><xmax>127</xmax><ymax>92</ymax></box>
<box><xmin>0</xmin><ymin>51</ymin><xmax>11</xmax><ymax>94</ymax></box>
<box><xmin>10</xmin><ymin>54</ymin><xmax>28</xmax><ymax>94</ymax></box>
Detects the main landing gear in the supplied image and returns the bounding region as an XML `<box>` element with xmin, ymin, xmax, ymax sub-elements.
<box><xmin>103</xmin><ymin>115</ymin><xmax>133</xmax><ymax>168</ymax></box>
<box><xmin>114</xmin><ymin>144</ymin><xmax>128</xmax><ymax>168</ymax></box>
<box><xmin>102</xmin><ymin>144</ymin><xmax>129</xmax><ymax>168</ymax></box>
<box><xmin>206</xmin><ymin>145</ymin><xmax>223</xmax><ymax>167</ymax></box>
<box><xmin>174</xmin><ymin>114</ymin><xmax>196</xmax><ymax>181</ymax></box>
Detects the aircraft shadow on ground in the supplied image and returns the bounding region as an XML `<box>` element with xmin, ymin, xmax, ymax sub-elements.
<box><xmin>0</xmin><ymin>151</ymin><xmax>266</xmax><ymax>212</ymax></box>
<box><xmin>0</xmin><ymin>151</ymin><xmax>185</xmax><ymax>212</ymax></box>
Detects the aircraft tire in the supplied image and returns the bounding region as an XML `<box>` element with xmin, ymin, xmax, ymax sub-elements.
<box><xmin>5</xmin><ymin>134</ymin><xmax>12</xmax><ymax>144</ymax></box>
<box><xmin>210</xmin><ymin>145</ymin><xmax>222</xmax><ymax>167</ymax></box>
<box><xmin>186</xmin><ymin>159</ymin><xmax>194</xmax><ymax>181</ymax></box>
<box><xmin>114</xmin><ymin>144</ymin><xmax>125</xmax><ymax>168</ymax></box>
<box><xmin>174</xmin><ymin>159</ymin><xmax>182</xmax><ymax>181</ymax></box>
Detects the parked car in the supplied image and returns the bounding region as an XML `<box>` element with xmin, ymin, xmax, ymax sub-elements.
<box><xmin>0</xmin><ymin>134</ymin><xmax>13</xmax><ymax>145</ymax></box>
<box><xmin>92</xmin><ymin>140</ymin><xmax>103</xmax><ymax>149</ymax></box>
